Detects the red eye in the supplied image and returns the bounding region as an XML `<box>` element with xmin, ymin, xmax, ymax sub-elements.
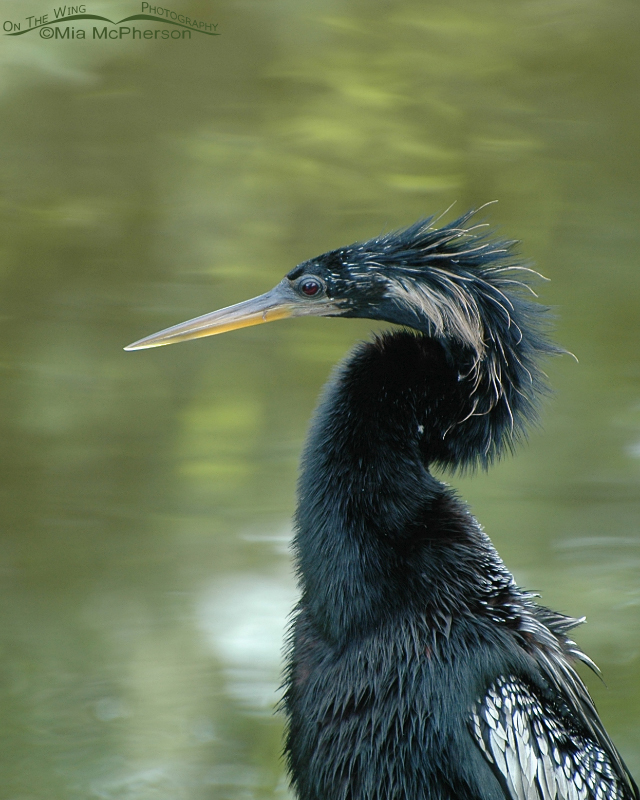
<box><xmin>300</xmin><ymin>278</ymin><xmax>322</xmax><ymax>297</ymax></box>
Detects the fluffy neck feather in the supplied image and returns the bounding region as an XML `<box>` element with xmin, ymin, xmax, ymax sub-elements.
<box><xmin>293</xmin><ymin>332</ymin><xmax>527</xmax><ymax>643</ymax></box>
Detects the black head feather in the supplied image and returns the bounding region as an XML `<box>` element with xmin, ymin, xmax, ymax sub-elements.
<box><xmin>288</xmin><ymin>209</ymin><xmax>562</xmax><ymax>469</ymax></box>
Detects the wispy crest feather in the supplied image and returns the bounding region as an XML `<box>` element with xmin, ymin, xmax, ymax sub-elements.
<box><xmin>344</xmin><ymin>209</ymin><xmax>562</xmax><ymax>468</ymax></box>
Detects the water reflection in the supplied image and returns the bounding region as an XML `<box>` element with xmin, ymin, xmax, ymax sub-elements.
<box><xmin>197</xmin><ymin>567</ymin><xmax>296</xmax><ymax>712</ymax></box>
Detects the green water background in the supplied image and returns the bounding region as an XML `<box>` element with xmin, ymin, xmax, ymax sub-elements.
<box><xmin>0</xmin><ymin>0</ymin><xmax>639</xmax><ymax>797</ymax></box>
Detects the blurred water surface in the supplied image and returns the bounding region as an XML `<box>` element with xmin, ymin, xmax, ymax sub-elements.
<box><xmin>0</xmin><ymin>0</ymin><xmax>639</xmax><ymax>797</ymax></box>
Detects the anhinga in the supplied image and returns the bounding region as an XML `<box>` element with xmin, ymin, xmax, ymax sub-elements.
<box><xmin>126</xmin><ymin>211</ymin><xmax>638</xmax><ymax>800</ymax></box>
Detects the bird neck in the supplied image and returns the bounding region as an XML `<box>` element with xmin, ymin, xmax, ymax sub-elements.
<box><xmin>293</xmin><ymin>330</ymin><xmax>517</xmax><ymax>644</ymax></box>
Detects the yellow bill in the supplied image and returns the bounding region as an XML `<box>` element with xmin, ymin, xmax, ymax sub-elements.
<box><xmin>124</xmin><ymin>279</ymin><xmax>342</xmax><ymax>351</ymax></box>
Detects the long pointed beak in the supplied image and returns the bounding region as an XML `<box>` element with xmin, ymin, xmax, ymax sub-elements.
<box><xmin>124</xmin><ymin>280</ymin><xmax>342</xmax><ymax>351</ymax></box>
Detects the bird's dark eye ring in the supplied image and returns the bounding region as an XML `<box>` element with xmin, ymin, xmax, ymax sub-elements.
<box><xmin>298</xmin><ymin>277</ymin><xmax>324</xmax><ymax>297</ymax></box>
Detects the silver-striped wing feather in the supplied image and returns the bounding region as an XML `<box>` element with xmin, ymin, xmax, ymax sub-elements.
<box><xmin>471</xmin><ymin>676</ymin><xmax>627</xmax><ymax>800</ymax></box>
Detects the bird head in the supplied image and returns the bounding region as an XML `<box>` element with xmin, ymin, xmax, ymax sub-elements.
<box><xmin>126</xmin><ymin>211</ymin><xmax>529</xmax><ymax>354</ymax></box>
<box><xmin>125</xmin><ymin>210</ymin><xmax>559</xmax><ymax>466</ymax></box>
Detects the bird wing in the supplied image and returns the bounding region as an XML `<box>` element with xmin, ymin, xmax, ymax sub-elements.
<box><xmin>470</xmin><ymin>675</ymin><xmax>630</xmax><ymax>800</ymax></box>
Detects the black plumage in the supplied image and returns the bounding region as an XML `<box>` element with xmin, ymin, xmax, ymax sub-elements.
<box><xmin>126</xmin><ymin>211</ymin><xmax>638</xmax><ymax>800</ymax></box>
